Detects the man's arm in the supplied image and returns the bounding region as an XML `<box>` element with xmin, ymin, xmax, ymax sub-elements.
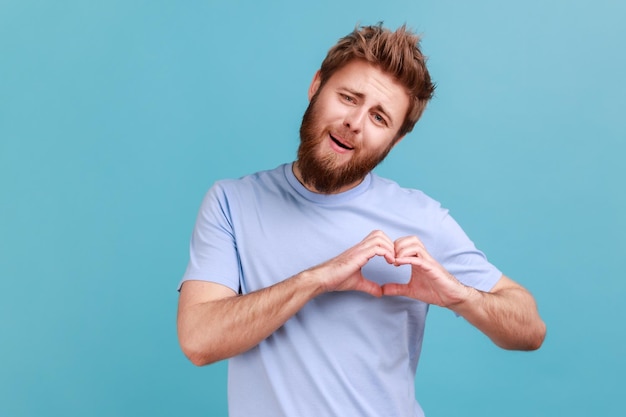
<box><xmin>450</xmin><ymin>275</ymin><xmax>546</xmax><ymax>350</ymax></box>
<box><xmin>382</xmin><ymin>235</ymin><xmax>546</xmax><ymax>351</ymax></box>
<box><xmin>177</xmin><ymin>275</ymin><xmax>323</xmax><ymax>366</ymax></box>
<box><xmin>177</xmin><ymin>230</ymin><xmax>395</xmax><ymax>366</ymax></box>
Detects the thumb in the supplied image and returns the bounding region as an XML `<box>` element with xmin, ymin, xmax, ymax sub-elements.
<box><xmin>355</xmin><ymin>276</ymin><xmax>383</xmax><ymax>298</ymax></box>
<box><xmin>382</xmin><ymin>283</ymin><xmax>408</xmax><ymax>297</ymax></box>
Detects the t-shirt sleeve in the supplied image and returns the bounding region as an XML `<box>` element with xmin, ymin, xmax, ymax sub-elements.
<box><xmin>178</xmin><ymin>183</ymin><xmax>241</xmax><ymax>292</ymax></box>
<box><xmin>432</xmin><ymin>209</ymin><xmax>502</xmax><ymax>293</ymax></box>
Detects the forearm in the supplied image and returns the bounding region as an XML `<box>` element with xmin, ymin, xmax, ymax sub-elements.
<box><xmin>178</xmin><ymin>230</ymin><xmax>393</xmax><ymax>365</ymax></box>
<box><xmin>178</xmin><ymin>271</ymin><xmax>324</xmax><ymax>366</ymax></box>
<box><xmin>450</xmin><ymin>282</ymin><xmax>546</xmax><ymax>351</ymax></box>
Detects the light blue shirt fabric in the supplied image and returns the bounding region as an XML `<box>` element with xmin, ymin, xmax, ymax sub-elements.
<box><xmin>181</xmin><ymin>163</ymin><xmax>501</xmax><ymax>417</ymax></box>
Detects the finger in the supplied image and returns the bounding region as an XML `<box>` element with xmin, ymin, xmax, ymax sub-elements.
<box><xmin>381</xmin><ymin>283</ymin><xmax>410</xmax><ymax>297</ymax></box>
<box><xmin>368</xmin><ymin>245</ymin><xmax>395</xmax><ymax>265</ymax></box>
<box><xmin>394</xmin><ymin>255</ymin><xmax>424</xmax><ymax>265</ymax></box>
<box><xmin>394</xmin><ymin>235</ymin><xmax>426</xmax><ymax>254</ymax></box>
<box><xmin>361</xmin><ymin>234</ymin><xmax>395</xmax><ymax>263</ymax></box>
<box><xmin>364</xmin><ymin>230</ymin><xmax>395</xmax><ymax>250</ymax></box>
<box><xmin>355</xmin><ymin>276</ymin><xmax>383</xmax><ymax>297</ymax></box>
<box><xmin>357</xmin><ymin>237</ymin><xmax>394</xmax><ymax>257</ymax></box>
<box><xmin>394</xmin><ymin>246</ymin><xmax>419</xmax><ymax>260</ymax></box>
<box><xmin>366</xmin><ymin>229</ymin><xmax>393</xmax><ymax>241</ymax></box>
<box><xmin>394</xmin><ymin>235</ymin><xmax>425</xmax><ymax>247</ymax></box>
<box><xmin>393</xmin><ymin>256</ymin><xmax>431</xmax><ymax>271</ymax></box>
<box><xmin>394</xmin><ymin>246</ymin><xmax>431</xmax><ymax>264</ymax></box>
<box><xmin>341</xmin><ymin>231</ymin><xmax>393</xmax><ymax>256</ymax></box>
<box><xmin>373</xmin><ymin>241</ymin><xmax>396</xmax><ymax>264</ymax></box>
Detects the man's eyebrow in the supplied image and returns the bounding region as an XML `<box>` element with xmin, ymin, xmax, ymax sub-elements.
<box><xmin>341</xmin><ymin>88</ymin><xmax>395</xmax><ymax>127</ymax></box>
<box><xmin>342</xmin><ymin>88</ymin><xmax>365</xmax><ymax>100</ymax></box>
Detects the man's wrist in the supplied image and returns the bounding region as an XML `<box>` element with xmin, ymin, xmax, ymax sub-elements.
<box><xmin>294</xmin><ymin>269</ymin><xmax>328</xmax><ymax>298</ymax></box>
<box><xmin>447</xmin><ymin>284</ymin><xmax>483</xmax><ymax>315</ymax></box>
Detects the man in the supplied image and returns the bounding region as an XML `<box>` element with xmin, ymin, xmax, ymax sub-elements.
<box><xmin>177</xmin><ymin>24</ymin><xmax>546</xmax><ymax>417</ymax></box>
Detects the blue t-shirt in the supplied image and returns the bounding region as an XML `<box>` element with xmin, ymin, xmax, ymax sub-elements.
<box><xmin>181</xmin><ymin>163</ymin><xmax>501</xmax><ymax>417</ymax></box>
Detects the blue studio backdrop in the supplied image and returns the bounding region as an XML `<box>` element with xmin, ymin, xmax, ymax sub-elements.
<box><xmin>1</xmin><ymin>1</ymin><xmax>624</xmax><ymax>416</ymax></box>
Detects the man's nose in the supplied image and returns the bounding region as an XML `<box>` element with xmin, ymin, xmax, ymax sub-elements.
<box><xmin>343</xmin><ymin>108</ymin><xmax>365</xmax><ymax>133</ymax></box>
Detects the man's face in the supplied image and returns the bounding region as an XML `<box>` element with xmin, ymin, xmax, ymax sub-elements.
<box><xmin>296</xmin><ymin>59</ymin><xmax>410</xmax><ymax>194</ymax></box>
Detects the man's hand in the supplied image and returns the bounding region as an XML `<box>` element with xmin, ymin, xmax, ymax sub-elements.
<box><xmin>382</xmin><ymin>235</ymin><xmax>472</xmax><ymax>307</ymax></box>
<box><xmin>307</xmin><ymin>230</ymin><xmax>396</xmax><ymax>297</ymax></box>
<box><xmin>178</xmin><ymin>230</ymin><xmax>398</xmax><ymax>365</ymax></box>
<box><xmin>381</xmin><ymin>234</ymin><xmax>546</xmax><ymax>351</ymax></box>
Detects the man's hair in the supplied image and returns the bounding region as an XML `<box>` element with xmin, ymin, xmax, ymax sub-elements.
<box><xmin>318</xmin><ymin>23</ymin><xmax>435</xmax><ymax>138</ymax></box>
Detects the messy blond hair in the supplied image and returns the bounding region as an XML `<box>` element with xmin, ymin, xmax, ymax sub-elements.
<box><xmin>318</xmin><ymin>23</ymin><xmax>435</xmax><ymax>138</ymax></box>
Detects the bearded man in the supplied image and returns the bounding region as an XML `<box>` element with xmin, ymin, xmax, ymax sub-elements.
<box><xmin>177</xmin><ymin>23</ymin><xmax>546</xmax><ymax>417</ymax></box>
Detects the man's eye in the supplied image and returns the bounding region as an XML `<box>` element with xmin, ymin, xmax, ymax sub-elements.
<box><xmin>373</xmin><ymin>114</ymin><xmax>387</xmax><ymax>125</ymax></box>
<box><xmin>342</xmin><ymin>94</ymin><xmax>354</xmax><ymax>102</ymax></box>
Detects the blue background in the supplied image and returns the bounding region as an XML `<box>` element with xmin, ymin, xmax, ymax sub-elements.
<box><xmin>1</xmin><ymin>0</ymin><xmax>624</xmax><ymax>416</ymax></box>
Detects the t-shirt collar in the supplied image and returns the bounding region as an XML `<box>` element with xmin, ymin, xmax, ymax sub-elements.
<box><xmin>284</xmin><ymin>162</ymin><xmax>372</xmax><ymax>204</ymax></box>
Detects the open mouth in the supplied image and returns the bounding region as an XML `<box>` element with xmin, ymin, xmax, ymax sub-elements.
<box><xmin>330</xmin><ymin>134</ymin><xmax>354</xmax><ymax>150</ymax></box>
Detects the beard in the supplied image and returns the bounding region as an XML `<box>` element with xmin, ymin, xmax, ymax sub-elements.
<box><xmin>297</xmin><ymin>94</ymin><xmax>395</xmax><ymax>194</ymax></box>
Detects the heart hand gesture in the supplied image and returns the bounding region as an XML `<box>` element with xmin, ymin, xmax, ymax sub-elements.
<box><xmin>382</xmin><ymin>235</ymin><xmax>471</xmax><ymax>307</ymax></box>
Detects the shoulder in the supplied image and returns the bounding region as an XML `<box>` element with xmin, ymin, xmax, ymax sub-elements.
<box><xmin>208</xmin><ymin>164</ymin><xmax>288</xmax><ymax>196</ymax></box>
<box><xmin>368</xmin><ymin>173</ymin><xmax>446</xmax><ymax>213</ymax></box>
<box><xmin>201</xmin><ymin>164</ymin><xmax>291</xmax><ymax>213</ymax></box>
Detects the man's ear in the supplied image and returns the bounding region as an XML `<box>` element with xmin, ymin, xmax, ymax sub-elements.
<box><xmin>308</xmin><ymin>70</ymin><xmax>322</xmax><ymax>101</ymax></box>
